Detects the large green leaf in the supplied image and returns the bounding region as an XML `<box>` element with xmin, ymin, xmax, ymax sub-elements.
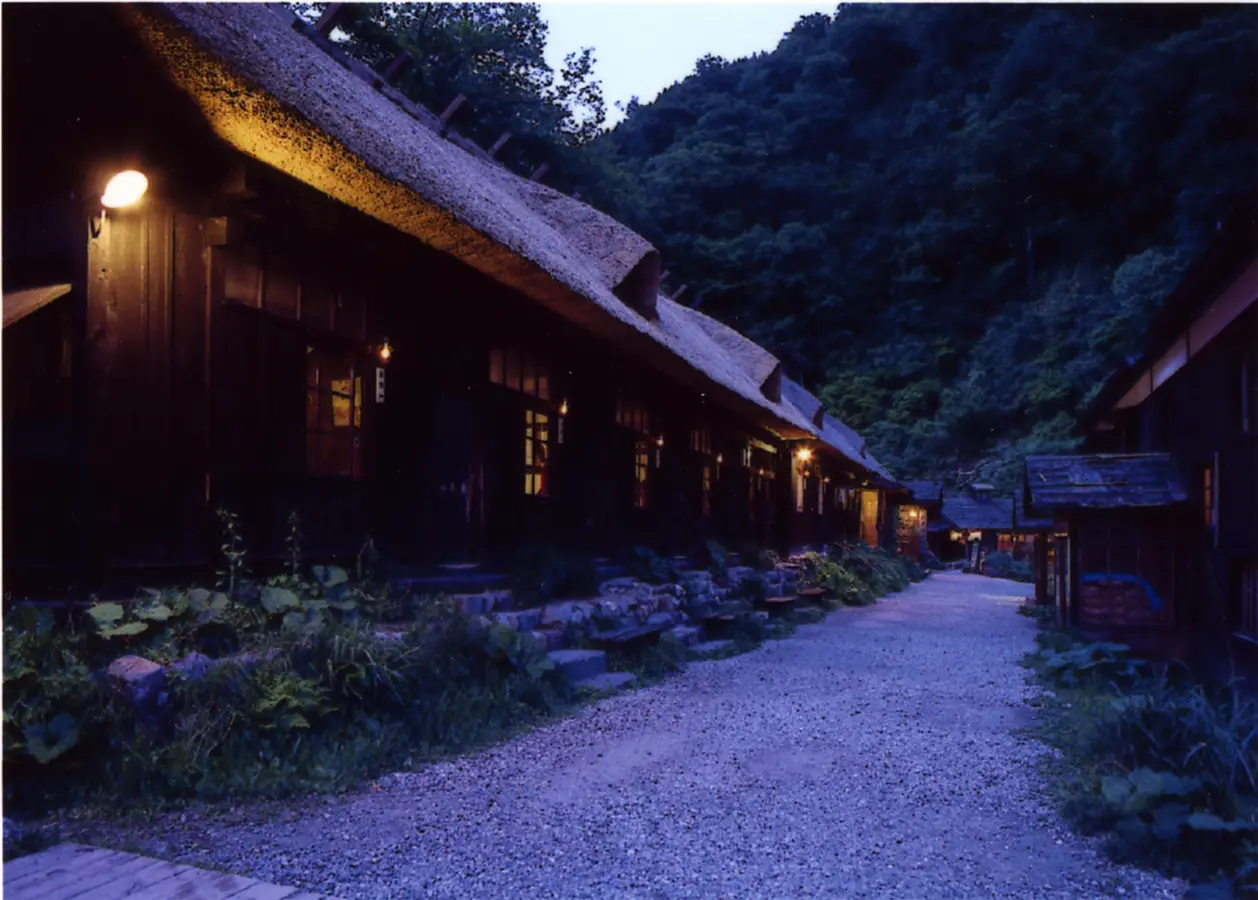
<box><xmin>261</xmin><ymin>587</ymin><xmax>301</xmax><ymax>614</ymax></box>
<box><xmin>100</xmin><ymin>621</ymin><xmax>149</xmax><ymax>638</ymax></box>
<box><xmin>136</xmin><ymin>602</ymin><xmax>174</xmax><ymax>622</ymax></box>
<box><xmin>22</xmin><ymin>713</ymin><xmax>80</xmax><ymax>764</ymax></box>
<box><xmin>87</xmin><ymin>603</ymin><xmax>126</xmax><ymax>626</ymax></box>
<box><xmin>312</xmin><ymin>565</ymin><xmax>349</xmax><ymax>588</ymax></box>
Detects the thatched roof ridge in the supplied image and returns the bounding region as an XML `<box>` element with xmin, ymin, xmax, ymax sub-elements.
<box><xmin>125</xmin><ymin>3</ymin><xmax>817</xmax><ymax>436</ymax></box>
<box><xmin>675</xmin><ymin>304</ymin><xmax>782</xmax><ymax>388</ymax></box>
<box><xmin>1024</xmin><ymin>453</ymin><xmax>1188</xmax><ymax>513</ymax></box>
<box><xmin>781</xmin><ymin>377</ymin><xmax>824</xmax><ymax>427</ymax></box>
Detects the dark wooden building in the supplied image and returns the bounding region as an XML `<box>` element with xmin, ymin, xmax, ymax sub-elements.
<box><xmin>1024</xmin><ymin>454</ymin><xmax>1191</xmax><ymax>659</ymax></box>
<box><xmin>903</xmin><ymin>481</ymin><xmax>944</xmax><ymax>561</ymax></box>
<box><xmin>937</xmin><ymin>485</ymin><xmax>1017</xmax><ymax>570</ymax></box>
<box><xmin>2</xmin><ymin>3</ymin><xmax>901</xmax><ymax>597</ymax></box>
<box><xmin>1026</xmin><ymin>190</ymin><xmax>1257</xmax><ymax>669</ymax></box>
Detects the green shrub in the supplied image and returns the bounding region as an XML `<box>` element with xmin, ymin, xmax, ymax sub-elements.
<box><xmin>510</xmin><ymin>546</ymin><xmax>602</xmax><ymax>607</ymax></box>
<box><xmin>1037</xmin><ymin>642</ymin><xmax>1146</xmax><ymax>689</ymax></box>
<box><xmin>625</xmin><ymin>546</ymin><xmax>679</xmax><ymax>585</ymax></box>
<box><xmin>984</xmin><ymin>550</ymin><xmax>1034</xmax><ymax>583</ymax></box>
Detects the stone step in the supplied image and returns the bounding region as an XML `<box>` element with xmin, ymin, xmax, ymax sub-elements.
<box><xmin>573</xmin><ymin>672</ymin><xmax>637</xmax><ymax>694</ymax></box>
<box><xmin>532</xmin><ymin>629</ymin><xmax>566</xmax><ymax>652</ymax></box>
<box><xmin>547</xmin><ymin>649</ymin><xmax>607</xmax><ymax>683</ymax></box>
<box><xmin>793</xmin><ymin>606</ymin><xmax>827</xmax><ymax>624</ymax></box>
<box><xmin>671</xmin><ymin>624</ymin><xmax>703</xmax><ymax>646</ymax></box>
<box><xmin>691</xmin><ymin>640</ymin><xmax>734</xmax><ymax>658</ymax></box>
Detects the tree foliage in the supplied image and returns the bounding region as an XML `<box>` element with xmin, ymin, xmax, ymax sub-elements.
<box><xmin>581</xmin><ymin>3</ymin><xmax>1258</xmax><ymax>488</ymax></box>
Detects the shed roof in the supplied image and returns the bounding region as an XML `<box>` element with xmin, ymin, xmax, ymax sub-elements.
<box><xmin>125</xmin><ymin>3</ymin><xmax>822</xmax><ymax>440</ymax></box>
<box><xmin>1024</xmin><ymin>453</ymin><xmax>1189</xmax><ymax>513</ymax></box>
<box><xmin>1012</xmin><ymin>494</ymin><xmax>1053</xmax><ymax>532</ymax></box>
<box><xmin>939</xmin><ymin>492</ymin><xmax>1015</xmax><ymax>531</ymax></box>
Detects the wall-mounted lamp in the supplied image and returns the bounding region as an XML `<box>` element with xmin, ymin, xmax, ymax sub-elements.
<box><xmin>377</xmin><ymin>338</ymin><xmax>393</xmax><ymax>363</ymax></box>
<box><xmin>559</xmin><ymin>399</ymin><xmax>569</xmax><ymax>417</ymax></box>
<box><xmin>655</xmin><ymin>434</ymin><xmax>665</xmax><ymax>448</ymax></box>
<box><xmin>91</xmin><ymin>169</ymin><xmax>149</xmax><ymax>237</ymax></box>
<box><xmin>796</xmin><ymin>447</ymin><xmax>813</xmax><ymax>462</ymax></box>
<box><xmin>716</xmin><ymin>453</ymin><xmax>724</xmax><ymax>465</ymax></box>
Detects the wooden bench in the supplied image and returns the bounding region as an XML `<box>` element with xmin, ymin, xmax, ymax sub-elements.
<box><xmin>798</xmin><ymin>586</ymin><xmax>826</xmax><ymax>600</ymax></box>
<box><xmin>695</xmin><ymin>609</ymin><xmax>737</xmax><ymax>638</ymax></box>
<box><xmin>589</xmin><ymin>621</ymin><xmax>670</xmax><ymax>652</ymax></box>
<box><xmin>760</xmin><ymin>596</ymin><xmax>796</xmax><ymax>617</ymax></box>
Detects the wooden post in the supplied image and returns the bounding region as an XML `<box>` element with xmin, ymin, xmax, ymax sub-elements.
<box><xmin>529</xmin><ymin>163</ymin><xmax>550</xmax><ymax>183</ymax></box>
<box><xmin>382</xmin><ymin>52</ymin><xmax>413</xmax><ymax>85</ymax></box>
<box><xmin>489</xmin><ymin>132</ymin><xmax>512</xmax><ymax>158</ymax></box>
<box><xmin>313</xmin><ymin>2</ymin><xmax>348</xmax><ymax>37</ymax></box>
<box><xmin>670</xmin><ymin>284</ymin><xmax>689</xmax><ymax>303</ymax></box>
<box><xmin>438</xmin><ymin>94</ymin><xmax>466</xmax><ymax>125</ymax></box>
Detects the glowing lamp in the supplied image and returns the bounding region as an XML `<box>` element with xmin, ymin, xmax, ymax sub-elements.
<box><xmin>655</xmin><ymin>434</ymin><xmax>664</xmax><ymax>448</ymax></box>
<box><xmin>716</xmin><ymin>453</ymin><xmax>724</xmax><ymax>464</ymax></box>
<box><xmin>377</xmin><ymin>339</ymin><xmax>393</xmax><ymax>363</ymax></box>
<box><xmin>559</xmin><ymin>399</ymin><xmax>569</xmax><ymax>416</ymax></box>
<box><xmin>101</xmin><ymin>170</ymin><xmax>148</xmax><ymax>209</ymax></box>
<box><xmin>796</xmin><ymin>447</ymin><xmax>813</xmax><ymax>462</ymax></box>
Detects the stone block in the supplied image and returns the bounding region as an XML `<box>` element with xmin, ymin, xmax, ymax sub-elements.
<box><xmin>515</xmin><ymin>609</ymin><xmax>542</xmax><ymax>632</ymax></box>
<box><xmin>574</xmin><ymin>672</ymin><xmax>637</xmax><ymax>693</ymax></box>
<box><xmin>691</xmin><ymin>640</ymin><xmax>734</xmax><ymax>658</ymax></box>
<box><xmin>671</xmin><ymin>625</ymin><xmax>703</xmax><ymax>646</ymax></box>
<box><xmin>169</xmin><ymin>652</ymin><xmax>213</xmax><ymax>681</ymax></box>
<box><xmin>547</xmin><ymin>649</ymin><xmax>607</xmax><ymax>683</ymax></box>
<box><xmin>106</xmin><ymin>656</ymin><xmax>164</xmax><ymax>706</ymax></box>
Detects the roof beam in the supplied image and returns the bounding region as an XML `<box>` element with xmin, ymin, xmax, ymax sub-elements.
<box><xmin>489</xmin><ymin>132</ymin><xmax>512</xmax><ymax>158</ymax></box>
<box><xmin>313</xmin><ymin>3</ymin><xmax>348</xmax><ymax>37</ymax></box>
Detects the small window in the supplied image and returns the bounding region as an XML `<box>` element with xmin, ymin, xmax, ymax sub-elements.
<box><xmin>525</xmin><ymin>408</ymin><xmax>549</xmax><ymax>497</ymax></box>
<box><xmin>701</xmin><ymin>463</ymin><xmax>712</xmax><ymax>517</ymax></box>
<box><xmin>490</xmin><ymin>346</ymin><xmax>551</xmax><ymax>402</ymax></box>
<box><xmin>306</xmin><ymin>343</ymin><xmax>362</xmax><ymax>479</ymax></box>
<box><xmin>617</xmin><ymin>395</ymin><xmax>650</xmax><ymax>434</ymax></box>
<box><xmin>1203</xmin><ymin>462</ymin><xmax>1214</xmax><ymax>529</ymax></box>
<box><xmin>634</xmin><ymin>439</ymin><xmax>650</xmax><ymax>509</ymax></box>
<box><xmin>691</xmin><ymin>427</ymin><xmax>712</xmax><ymax>455</ymax></box>
<box><xmin>1239</xmin><ymin>560</ymin><xmax>1258</xmax><ymax>640</ymax></box>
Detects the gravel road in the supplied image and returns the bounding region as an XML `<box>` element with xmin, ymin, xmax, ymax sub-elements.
<box><xmin>75</xmin><ymin>573</ymin><xmax>1184</xmax><ymax>899</ymax></box>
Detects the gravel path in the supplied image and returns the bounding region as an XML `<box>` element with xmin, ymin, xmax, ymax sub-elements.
<box><xmin>74</xmin><ymin>573</ymin><xmax>1184</xmax><ymax>899</ymax></box>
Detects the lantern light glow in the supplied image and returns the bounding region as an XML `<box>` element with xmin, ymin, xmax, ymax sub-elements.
<box><xmin>101</xmin><ymin>170</ymin><xmax>148</xmax><ymax>209</ymax></box>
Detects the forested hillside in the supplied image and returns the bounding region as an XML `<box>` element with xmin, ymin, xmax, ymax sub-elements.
<box><xmin>586</xmin><ymin>4</ymin><xmax>1258</xmax><ymax>488</ymax></box>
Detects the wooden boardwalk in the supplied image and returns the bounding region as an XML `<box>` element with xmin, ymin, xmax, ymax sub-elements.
<box><xmin>3</xmin><ymin>842</ymin><xmax>341</xmax><ymax>900</ymax></box>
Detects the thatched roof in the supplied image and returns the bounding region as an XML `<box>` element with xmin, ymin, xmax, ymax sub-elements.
<box><xmin>940</xmin><ymin>492</ymin><xmax>1014</xmax><ymax>531</ymax></box>
<box><xmin>124</xmin><ymin>3</ymin><xmax>819</xmax><ymax>440</ymax></box>
<box><xmin>781</xmin><ymin>377</ymin><xmax>824</xmax><ymax>427</ymax></box>
<box><xmin>1024</xmin><ymin>453</ymin><xmax>1189</xmax><ymax>513</ymax></box>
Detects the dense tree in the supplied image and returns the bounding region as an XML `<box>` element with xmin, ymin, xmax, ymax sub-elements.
<box><xmin>584</xmin><ymin>3</ymin><xmax>1258</xmax><ymax>489</ymax></box>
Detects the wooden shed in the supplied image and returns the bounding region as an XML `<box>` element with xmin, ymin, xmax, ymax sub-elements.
<box><xmin>1024</xmin><ymin>453</ymin><xmax>1192</xmax><ymax>659</ymax></box>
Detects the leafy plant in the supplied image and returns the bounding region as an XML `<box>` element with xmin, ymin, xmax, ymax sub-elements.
<box><xmin>1039</xmin><ymin>642</ymin><xmax>1144</xmax><ymax>688</ymax></box>
<box><xmin>625</xmin><ymin>546</ymin><xmax>678</xmax><ymax>585</ymax></box>
<box><xmin>215</xmin><ymin>508</ymin><xmax>249</xmax><ymax>597</ymax></box>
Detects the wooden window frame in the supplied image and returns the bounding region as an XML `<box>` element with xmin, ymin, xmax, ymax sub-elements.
<box><xmin>634</xmin><ymin>438</ymin><xmax>650</xmax><ymax>510</ymax></box>
<box><xmin>489</xmin><ymin>346</ymin><xmax>551</xmax><ymax>402</ymax></box>
<box><xmin>306</xmin><ymin>340</ymin><xmax>363</xmax><ymax>480</ymax></box>
<box><xmin>524</xmin><ymin>407</ymin><xmax>550</xmax><ymax>497</ymax></box>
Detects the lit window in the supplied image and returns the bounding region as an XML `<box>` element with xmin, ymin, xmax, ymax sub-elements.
<box><xmin>306</xmin><ymin>344</ymin><xmax>362</xmax><ymax>479</ymax></box>
<box><xmin>701</xmin><ymin>463</ymin><xmax>712</xmax><ymax>517</ymax></box>
<box><xmin>525</xmin><ymin>409</ymin><xmax>549</xmax><ymax>496</ymax></box>
<box><xmin>634</xmin><ymin>439</ymin><xmax>650</xmax><ymax>509</ymax></box>
<box><xmin>998</xmin><ymin>533</ymin><xmax>1014</xmax><ymax>553</ymax></box>
<box><xmin>691</xmin><ymin>427</ymin><xmax>712</xmax><ymax>455</ymax></box>
<box><xmin>490</xmin><ymin>347</ymin><xmax>550</xmax><ymax>401</ymax></box>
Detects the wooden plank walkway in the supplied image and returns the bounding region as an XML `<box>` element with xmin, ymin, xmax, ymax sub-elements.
<box><xmin>3</xmin><ymin>842</ymin><xmax>341</xmax><ymax>900</ymax></box>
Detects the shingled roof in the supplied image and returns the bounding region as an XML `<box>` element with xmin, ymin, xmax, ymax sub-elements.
<box><xmin>123</xmin><ymin>3</ymin><xmax>824</xmax><ymax>440</ymax></box>
<box><xmin>939</xmin><ymin>492</ymin><xmax>1015</xmax><ymax>531</ymax></box>
<box><xmin>1024</xmin><ymin>453</ymin><xmax>1189</xmax><ymax>514</ymax></box>
<box><xmin>1013</xmin><ymin>494</ymin><xmax>1053</xmax><ymax>531</ymax></box>
<box><xmin>902</xmin><ymin>481</ymin><xmax>943</xmax><ymax>505</ymax></box>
